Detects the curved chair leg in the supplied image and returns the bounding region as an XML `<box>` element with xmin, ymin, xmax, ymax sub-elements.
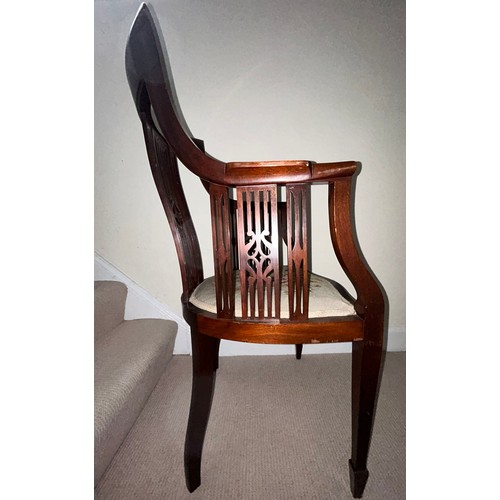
<box><xmin>184</xmin><ymin>330</ymin><xmax>220</xmax><ymax>492</ymax></box>
<box><xmin>295</xmin><ymin>344</ymin><xmax>303</xmax><ymax>360</ymax></box>
<box><xmin>349</xmin><ymin>338</ymin><xmax>383</xmax><ymax>498</ymax></box>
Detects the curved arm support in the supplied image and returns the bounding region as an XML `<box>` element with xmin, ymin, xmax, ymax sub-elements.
<box><xmin>328</xmin><ymin>178</ymin><xmax>385</xmax><ymax>322</ymax></box>
<box><xmin>127</xmin><ymin>6</ymin><xmax>359</xmax><ymax>188</ymax></box>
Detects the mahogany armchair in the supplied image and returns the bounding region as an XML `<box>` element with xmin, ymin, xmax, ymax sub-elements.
<box><xmin>125</xmin><ymin>5</ymin><xmax>385</xmax><ymax>498</ymax></box>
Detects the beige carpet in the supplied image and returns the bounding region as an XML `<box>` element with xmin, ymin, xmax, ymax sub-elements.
<box><xmin>95</xmin><ymin>352</ymin><xmax>405</xmax><ymax>499</ymax></box>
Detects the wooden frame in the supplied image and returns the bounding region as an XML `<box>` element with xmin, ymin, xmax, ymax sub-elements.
<box><xmin>126</xmin><ymin>5</ymin><xmax>386</xmax><ymax>498</ymax></box>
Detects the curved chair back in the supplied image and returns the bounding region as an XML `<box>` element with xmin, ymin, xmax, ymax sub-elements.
<box><xmin>125</xmin><ymin>5</ymin><xmax>211</xmax><ymax>299</ymax></box>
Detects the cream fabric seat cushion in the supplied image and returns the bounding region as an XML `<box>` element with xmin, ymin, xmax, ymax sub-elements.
<box><xmin>190</xmin><ymin>271</ymin><xmax>356</xmax><ymax>318</ymax></box>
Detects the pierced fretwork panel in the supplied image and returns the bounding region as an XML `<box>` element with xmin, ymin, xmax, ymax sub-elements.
<box><xmin>209</xmin><ymin>184</ymin><xmax>235</xmax><ymax>318</ymax></box>
<box><xmin>286</xmin><ymin>184</ymin><xmax>309</xmax><ymax>319</ymax></box>
<box><xmin>236</xmin><ymin>185</ymin><xmax>280</xmax><ymax>319</ymax></box>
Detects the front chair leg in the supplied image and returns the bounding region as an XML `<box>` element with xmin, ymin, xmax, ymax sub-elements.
<box><xmin>184</xmin><ymin>330</ymin><xmax>220</xmax><ymax>492</ymax></box>
<box><xmin>349</xmin><ymin>337</ymin><xmax>383</xmax><ymax>498</ymax></box>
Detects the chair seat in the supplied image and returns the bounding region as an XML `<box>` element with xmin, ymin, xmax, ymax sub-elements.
<box><xmin>190</xmin><ymin>270</ymin><xmax>356</xmax><ymax>318</ymax></box>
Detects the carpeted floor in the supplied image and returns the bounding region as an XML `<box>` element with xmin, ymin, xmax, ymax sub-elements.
<box><xmin>95</xmin><ymin>352</ymin><xmax>405</xmax><ymax>499</ymax></box>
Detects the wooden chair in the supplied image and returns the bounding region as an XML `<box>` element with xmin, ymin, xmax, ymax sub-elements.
<box><xmin>125</xmin><ymin>5</ymin><xmax>386</xmax><ymax>498</ymax></box>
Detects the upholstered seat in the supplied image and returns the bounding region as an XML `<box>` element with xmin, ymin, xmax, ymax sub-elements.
<box><xmin>190</xmin><ymin>270</ymin><xmax>356</xmax><ymax>318</ymax></box>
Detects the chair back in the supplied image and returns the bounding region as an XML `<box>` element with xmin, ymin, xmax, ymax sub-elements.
<box><xmin>125</xmin><ymin>5</ymin><xmax>212</xmax><ymax>299</ymax></box>
<box><xmin>126</xmin><ymin>5</ymin><xmax>321</xmax><ymax>320</ymax></box>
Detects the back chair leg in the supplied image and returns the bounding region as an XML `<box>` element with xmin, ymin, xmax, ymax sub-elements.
<box><xmin>184</xmin><ymin>330</ymin><xmax>220</xmax><ymax>492</ymax></box>
<box><xmin>349</xmin><ymin>338</ymin><xmax>383</xmax><ymax>498</ymax></box>
<box><xmin>295</xmin><ymin>344</ymin><xmax>303</xmax><ymax>359</ymax></box>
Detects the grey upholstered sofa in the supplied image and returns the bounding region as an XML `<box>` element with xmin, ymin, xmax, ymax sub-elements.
<box><xmin>94</xmin><ymin>281</ymin><xmax>177</xmax><ymax>486</ymax></box>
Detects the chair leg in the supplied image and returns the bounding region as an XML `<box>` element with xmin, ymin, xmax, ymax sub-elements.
<box><xmin>349</xmin><ymin>339</ymin><xmax>383</xmax><ymax>498</ymax></box>
<box><xmin>184</xmin><ymin>330</ymin><xmax>220</xmax><ymax>493</ymax></box>
<box><xmin>295</xmin><ymin>344</ymin><xmax>303</xmax><ymax>360</ymax></box>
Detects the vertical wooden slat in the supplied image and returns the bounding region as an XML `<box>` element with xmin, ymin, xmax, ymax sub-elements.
<box><xmin>236</xmin><ymin>185</ymin><xmax>280</xmax><ymax>319</ymax></box>
<box><xmin>286</xmin><ymin>184</ymin><xmax>309</xmax><ymax>319</ymax></box>
<box><xmin>144</xmin><ymin>122</ymin><xmax>204</xmax><ymax>300</ymax></box>
<box><xmin>209</xmin><ymin>183</ymin><xmax>234</xmax><ymax>318</ymax></box>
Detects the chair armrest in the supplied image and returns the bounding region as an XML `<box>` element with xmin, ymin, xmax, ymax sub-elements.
<box><xmin>328</xmin><ymin>178</ymin><xmax>385</xmax><ymax>321</ymax></box>
<box><xmin>224</xmin><ymin>160</ymin><xmax>358</xmax><ymax>185</ymax></box>
<box><xmin>311</xmin><ymin>161</ymin><xmax>358</xmax><ymax>181</ymax></box>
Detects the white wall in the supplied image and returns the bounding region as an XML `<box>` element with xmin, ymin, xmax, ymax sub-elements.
<box><xmin>95</xmin><ymin>0</ymin><xmax>405</xmax><ymax>349</ymax></box>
